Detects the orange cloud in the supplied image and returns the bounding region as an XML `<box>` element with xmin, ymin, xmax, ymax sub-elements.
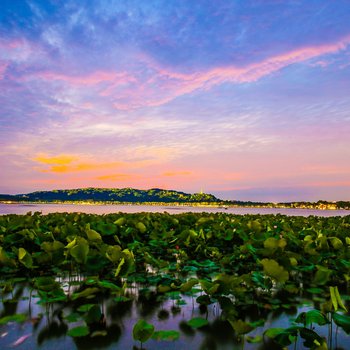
<box><xmin>33</xmin><ymin>154</ymin><xmax>125</xmax><ymax>173</ymax></box>
<box><xmin>162</xmin><ymin>171</ymin><xmax>192</xmax><ymax>177</ymax></box>
<box><xmin>33</xmin><ymin>154</ymin><xmax>77</xmax><ymax>165</ymax></box>
<box><xmin>40</xmin><ymin>162</ymin><xmax>124</xmax><ymax>173</ymax></box>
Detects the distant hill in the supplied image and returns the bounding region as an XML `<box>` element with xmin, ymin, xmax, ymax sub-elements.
<box><xmin>0</xmin><ymin>188</ymin><xmax>220</xmax><ymax>203</ymax></box>
<box><xmin>1</xmin><ymin>188</ymin><xmax>349</xmax><ymax>210</ymax></box>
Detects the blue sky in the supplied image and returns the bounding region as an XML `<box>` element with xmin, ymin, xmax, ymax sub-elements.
<box><xmin>1</xmin><ymin>0</ymin><xmax>350</xmax><ymax>201</ymax></box>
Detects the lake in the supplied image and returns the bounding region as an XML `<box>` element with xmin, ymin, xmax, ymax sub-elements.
<box><xmin>0</xmin><ymin>203</ymin><xmax>349</xmax><ymax>216</ymax></box>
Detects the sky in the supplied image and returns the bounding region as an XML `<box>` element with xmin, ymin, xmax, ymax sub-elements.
<box><xmin>1</xmin><ymin>0</ymin><xmax>350</xmax><ymax>202</ymax></box>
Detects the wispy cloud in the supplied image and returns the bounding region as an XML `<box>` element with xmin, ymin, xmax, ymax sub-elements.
<box><xmin>33</xmin><ymin>154</ymin><xmax>124</xmax><ymax>173</ymax></box>
<box><xmin>96</xmin><ymin>174</ymin><xmax>139</xmax><ymax>181</ymax></box>
<box><xmin>162</xmin><ymin>171</ymin><xmax>192</xmax><ymax>177</ymax></box>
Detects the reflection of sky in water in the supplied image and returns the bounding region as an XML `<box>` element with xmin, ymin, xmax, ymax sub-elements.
<box><xmin>1</xmin><ymin>283</ymin><xmax>350</xmax><ymax>349</ymax></box>
<box><xmin>1</xmin><ymin>203</ymin><xmax>349</xmax><ymax>217</ymax></box>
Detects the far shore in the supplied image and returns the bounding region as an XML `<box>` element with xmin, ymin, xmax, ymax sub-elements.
<box><xmin>0</xmin><ymin>200</ymin><xmax>348</xmax><ymax>211</ymax></box>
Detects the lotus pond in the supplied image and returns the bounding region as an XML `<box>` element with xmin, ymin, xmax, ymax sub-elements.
<box><xmin>1</xmin><ymin>212</ymin><xmax>350</xmax><ymax>349</ymax></box>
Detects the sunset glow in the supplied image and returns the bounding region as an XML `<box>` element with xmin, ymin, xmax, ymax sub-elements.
<box><xmin>1</xmin><ymin>1</ymin><xmax>350</xmax><ymax>201</ymax></box>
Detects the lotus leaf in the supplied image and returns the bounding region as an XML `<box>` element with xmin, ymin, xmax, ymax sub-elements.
<box><xmin>187</xmin><ymin>317</ymin><xmax>209</xmax><ymax>328</ymax></box>
<box><xmin>70</xmin><ymin>242</ymin><xmax>89</xmax><ymax>264</ymax></box>
<box><xmin>260</xmin><ymin>258</ymin><xmax>289</xmax><ymax>283</ymax></box>
<box><xmin>332</xmin><ymin>312</ymin><xmax>350</xmax><ymax>333</ymax></box>
<box><xmin>295</xmin><ymin>310</ymin><xmax>329</xmax><ymax>326</ymax></box>
<box><xmin>18</xmin><ymin>247</ymin><xmax>33</xmax><ymax>268</ymax></box>
<box><xmin>152</xmin><ymin>330</ymin><xmax>180</xmax><ymax>341</ymax></box>
<box><xmin>132</xmin><ymin>319</ymin><xmax>154</xmax><ymax>343</ymax></box>
<box><xmin>67</xmin><ymin>325</ymin><xmax>90</xmax><ymax>337</ymax></box>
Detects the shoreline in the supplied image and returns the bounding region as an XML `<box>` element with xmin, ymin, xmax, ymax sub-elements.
<box><xmin>0</xmin><ymin>200</ymin><xmax>348</xmax><ymax>211</ymax></box>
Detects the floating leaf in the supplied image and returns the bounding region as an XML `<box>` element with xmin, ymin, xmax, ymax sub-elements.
<box><xmin>180</xmin><ymin>278</ymin><xmax>198</xmax><ymax>292</ymax></box>
<box><xmin>246</xmin><ymin>335</ymin><xmax>263</xmax><ymax>343</ymax></box>
<box><xmin>85</xmin><ymin>304</ymin><xmax>102</xmax><ymax>324</ymax></box>
<box><xmin>67</xmin><ymin>325</ymin><xmax>90</xmax><ymax>337</ymax></box>
<box><xmin>0</xmin><ymin>314</ymin><xmax>27</xmax><ymax>325</ymax></box>
<box><xmin>152</xmin><ymin>330</ymin><xmax>180</xmax><ymax>341</ymax></box>
<box><xmin>228</xmin><ymin>319</ymin><xmax>254</xmax><ymax>335</ymax></box>
<box><xmin>132</xmin><ymin>319</ymin><xmax>154</xmax><ymax>343</ymax></box>
<box><xmin>187</xmin><ymin>317</ymin><xmax>209</xmax><ymax>329</ymax></box>
<box><xmin>91</xmin><ymin>330</ymin><xmax>107</xmax><ymax>337</ymax></box>
<box><xmin>264</xmin><ymin>328</ymin><xmax>285</xmax><ymax>339</ymax></box>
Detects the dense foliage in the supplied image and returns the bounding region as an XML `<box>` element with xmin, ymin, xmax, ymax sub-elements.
<box><xmin>1</xmin><ymin>187</ymin><xmax>349</xmax><ymax>210</ymax></box>
<box><xmin>0</xmin><ymin>187</ymin><xmax>219</xmax><ymax>203</ymax></box>
<box><xmin>1</xmin><ymin>212</ymin><xmax>350</xmax><ymax>348</ymax></box>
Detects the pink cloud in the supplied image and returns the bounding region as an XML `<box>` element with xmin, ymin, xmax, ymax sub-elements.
<box><xmin>109</xmin><ymin>35</ymin><xmax>350</xmax><ymax>109</ymax></box>
<box><xmin>22</xmin><ymin>70</ymin><xmax>133</xmax><ymax>87</ymax></box>
<box><xmin>0</xmin><ymin>63</ymin><xmax>8</xmax><ymax>80</ymax></box>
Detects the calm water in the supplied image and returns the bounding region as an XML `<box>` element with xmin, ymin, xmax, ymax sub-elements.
<box><xmin>0</xmin><ymin>203</ymin><xmax>349</xmax><ymax>217</ymax></box>
<box><xmin>1</xmin><ymin>281</ymin><xmax>348</xmax><ymax>350</ymax></box>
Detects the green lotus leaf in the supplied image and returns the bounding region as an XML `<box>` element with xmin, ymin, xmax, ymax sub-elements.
<box><xmin>152</xmin><ymin>330</ymin><xmax>180</xmax><ymax>341</ymax></box>
<box><xmin>0</xmin><ymin>313</ymin><xmax>27</xmax><ymax>325</ymax></box>
<box><xmin>329</xmin><ymin>237</ymin><xmax>343</xmax><ymax>250</ymax></box>
<box><xmin>34</xmin><ymin>276</ymin><xmax>60</xmax><ymax>291</ymax></box>
<box><xmin>260</xmin><ymin>258</ymin><xmax>289</xmax><ymax>283</ymax></box>
<box><xmin>299</xmin><ymin>327</ymin><xmax>324</xmax><ymax>348</ymax></box>
<box><xmin>246</xmin><ymin>335</ymin><xmax>263</xmax><ymax>343</ymax></box>
<box><xmin>98</xmin><ymin>280</ymin><xmax>121</xmax><ymax>291</ymax></box>
<box><xmin>228</xmin><ymin>319</ymin><xmax>254</xmax><ymax>335</ymax></box>
<box><xmin>96</xmin><ymin>222</ymin><xmax>117</xmax><ymax>235</ymax></box>
<box><xmin>114</xmin><ymin>217</ymin><xmax>126</xmax><ymax>226</ymax></box>
<box><xmin>263</xmin><ymin>327</ymin><xmax>285</xmax><ymax>339</ymax></box>
<box><xmin>18</xmin><ymin>247</ymin><xmax>33</xmax><ymax>268</ymax></box>
<box><xmin>72</xmin><ymin>287</ymin><xmax>100</xmax><ymax>300</ymax></box>
<box><xmin>313</xmin><ymin>266</ymin><xmax>332</xmax><ymax>285</ymax></box>
<box><xmin>105</xmin><ymin>245</ymin><xmax>122</xmax><ymax>264</ymax></box>
<box><xmin>85</xmin><ymin>304</ymin><xmax>102</xmax><ymax>324</ymax></box>
<box><xmin>132</xmin><ymin>319</ymin><xmax>155</xmax><ymax>343</ymax></box>
<box><xmin>187</xmin><ymin>317</ymin><xmax>209</xmax><ymax>329</ymax></box>
<box><xmin>77</xmin><ymin>304</ymin><xmax>95</xmax><ymax>313</ymax></box>
<box><xmin>67</xmin><ymin>325</ymin><xmax>90</xmax><ymax>337</ymax></box>
<box><xmin>91</xmin><ymin>330</ymin><xmax>107</xmax><ymax>337</ymax></box>
<box><xmin>295</xmin><ymin>310</ymin><xmax>329</xmax><ymax>326</ymax></box>
<box><xmin>86</xmin><ymin>229</ymin><xmax>102</xmax><ymax>242</ymax></box>
<box><xmin>136</xmin><ymin>222</ymin><xmax>147</xmax><ymax>233</ymax></box>
<box><xmin>264</xmin><ymin>237</ymin><xmax>279</xmax><ymax>249</ymax></box>
<box><xmin>180</xmin><ymin>278</ymin><xmax>198</xmax><ymax>292</ymax></box>
<box><xmin>70</xmin><ymin>242</ymin><xmax>89</xmax><ymax>264</ymax></box>
<box><xmin>332</xmin><ymin>312</ymin><xmax>350</xmax><ymax>333</ymax></box>
<box><xmin>41</xmin><ymin>240</ymin><xmax>65</xmax><ymax>253</ymax></box>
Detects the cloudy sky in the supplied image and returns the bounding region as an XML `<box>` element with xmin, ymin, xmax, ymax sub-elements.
<box><xmin>1</xmin><ymin>0</ymin><xmax>350</xmax><ymax>201</ymax></box>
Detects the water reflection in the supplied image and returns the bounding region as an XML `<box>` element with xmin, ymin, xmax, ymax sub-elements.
<box><xmin>1</xmin><ymin>203</ymin><xmax>349</xmax><ymax>217</ymax></box>
<box><xmin>1</xmin><ymin>279</ymin><xmax>350</xmax><ymax>350</ymax></box>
